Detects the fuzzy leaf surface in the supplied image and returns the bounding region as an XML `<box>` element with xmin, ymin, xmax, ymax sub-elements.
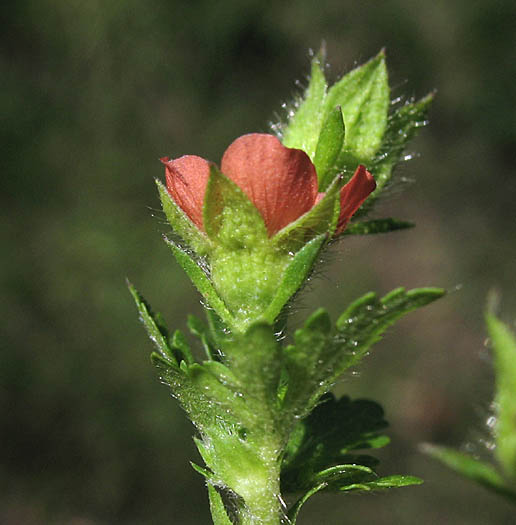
<box><xmin>204</xmin><ymin>164</ymin><xmax>268</xmax><ymax>249</ymax></box>
<box><xmin>325</xmin><ymin>50</ymin><xmax>389</xmax><ymax>168</ymax></box>
<box><xmin>128</xmin><ymin>281</ymin><xmax>177</xmax><ymax>366</ymax></box>
<box><xmin>272</xmin><ymin>177</ymin><xmax>340</xmax><ymax>251</ymax></box>
<box><xmin>360</xmin><ymin>93</ymin><xmax>433</xmax><ymax>214</ymax></box>
<box><xmin>165</xmin><ymin>239</ymin><xmax>236</xmax><ymax>330</ymax></box>
<box><xmin>282</xmin><ymin>52</ymin><xmax>327</xmax><ymax>160</ymax></box>
<box><xmin>264</xmin><ymin>234</ymin><xmax>326</xmax><ymax>324</ymax></box>
<box><xmin>313</xmin><ymin>106</ymin><xmax>345</xmax><ymax>190</ymax></box>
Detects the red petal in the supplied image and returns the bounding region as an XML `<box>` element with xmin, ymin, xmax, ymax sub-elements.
<box><xmin>220</xmin><ymin>133</ymin><xmax>318</xmax><ymax>236</ymax></box>
<box><xmin>336</xmin><ymin>165</ymin><xmax>376</xmax><ymax>234</ymax></box>
<box><xmin>161</xmin><ymin>155</ymin><xmax>211</xmax><ymax>231</ymax></box>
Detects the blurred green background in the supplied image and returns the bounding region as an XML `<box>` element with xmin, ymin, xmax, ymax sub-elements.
<box><xmin>2</xmin><ymin>0</ymin><xmax>516</xmax><ymax>523</ymax></box>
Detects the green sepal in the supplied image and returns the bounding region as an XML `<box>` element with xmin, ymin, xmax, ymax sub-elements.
<box><xmin>273</xmin><ymin>176</ymin><xmax>340</xmax><ymax>252</ymax></box>
<box><xmin>486</xmin><ymin>310</ymin><xmax>516</xmax><ymax>479</ymax></box>
<box><xmin>325</xmin><ymin>50</ymin><xmax>389</xmax><ymax>167</ymax></box>
<box><xmin>344</xmin><ymin>218</ymin><xmax>414</xmax><ymax>236</ymax></box>
<box><xmin>422</xmin><ymin>444</ymin><xmax>516</xmax><ymax>503</ymax></box>
<box><xmin>264</xmin><ymin>234</ymin><xmax>326</xmax><ymax>324</ymax></box>
<box><xmin>165</xmin><ymin>238</ymin><xmax>236</xmax><ymax>330</ymax></box>
<box><xmin>156</xmin><ymin>179</ymin><xmax>210</xmax><ymax>255</ymax></box>
<box><xmin>128</xmin><ymin>281</ymin><xmax>177</xmax><ymax>366</ymax></box>
<box><xmin>362</xmin><ymin>93</ymin><xmax>433</xmax><ymax>214</ymax></box>
<box><xmin>282</xmin><ymin>49</ymin><xmax>328</xmax><ymax>160</ymax></box>
<box><xmin>313</xmin><ymin>106</ymin><xmax>345</xmax><ymax>190</ymax></box>
<box><xmin>204</xmin><ymin>165</ymin><xmax>267</xmax><ymax>250</ymax></box>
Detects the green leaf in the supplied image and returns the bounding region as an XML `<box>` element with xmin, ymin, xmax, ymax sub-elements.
<box><xmin>344</xmin><ymin>218</ymin><xmax>414</xmax><ymax>236</ymax></box>
<box><xmin>334</xmin><ymin>287</ymin><xmax>445</xmax><ymax>371</ymax></box>
<box><xmin>486</xmin><ymin>311</ymin><xmax>516</xmax><ymax>479</ymax></box>
<box><xmin>422</xmin><ymin>444</ymin><xmax>516</xmax><ymax>503</ymax></box>
<box><xmin>313</xmin><ymin>106</ymin><xmax>345</xmax><ymax>190</ymax></box>
<box><xmin>165</xmin><ymin>239</ymin><xmax>236</xmax><ymax>330</ymax></box>
<box><xmin>282</xmin><ymin>50</ymin><xmax>328</xmax><ymax>160</ymax></box>
<box><xmin>127</xmin><ymin>281</ymin><xmax>177</xmax><ymax>366</ymax></box>
<box><xmin>283</xmin><ymin>287</ymin><xmax>445</xmax><ymax>415</ymax></box>
<box><xmin>207</xmin><ymin>484</ymin><xmax>234</xmax><ymax>525</ymax></box>
<box><xmin>362</xmin><ymin>93</ymin><xmax>433</xmax><ymax>213</ymax></box>
<box><xmin>156</xmin><ymin>179</ymin><xmax>210</xmax><ymax>254</ymax></box>
<box><xmin>272</xmin><ymin>177</ymin><xmax>340</xmax><ymax>251</ymax></box>
<box><xmin>338</xmin><ymin>474</ymin><xmax>423</xmax><ymax>491</ymax></box>
<box><xmin>282</xmin><ymin>394</ymin><xmax>389</xmax><ymax>492</ymax></box>
<box><xmin>264</xmin><ymin>234</ymin><xmax>326</xmax><ymax>324</ymax></box>
<box><xmin>325</xmin><ymin>50</ymin><xmax>389</xmax><ymax>165</ymax></box>
<box><xmin>204</xmin><ymin>165</ymin><xmax>267</xmax><ymax>249</ymax></box>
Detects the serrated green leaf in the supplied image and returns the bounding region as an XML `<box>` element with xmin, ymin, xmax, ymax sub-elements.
<box><xmin>362</xmin><ymin>93</ymin><xmax>433</xmax><ymax>214</ymax></box>
<box><xmin>282</xmin><ymin>394</ymin><xmax>389</xmax><ymax>492</ymax></box>
<box><xmin>422</xmin><ymin>444</ymin><xmax>516</xmax><ymax>503</ymax></box>
<box><xmin>156</xmin><ymin>179</ymin><xmax>210</xmax><ymax>254</ymax></box>
<box><xmin>128</xmin><ymin>281</ymin><xmax>178</xmax><ymax>366</ymax></box>
<box><xmin>313</xmin><ymin>106</ymin><xmax>345</xmax><ymax>190</ymax></box>
<box><xmin>325</xmin><ymin>50</ymin><xmax>389</xmax><ymax>166</ymax></box>
<box><xmin>282</xmin><ymin>308</ymin><xmax>333</xmax><ymax>414</ymax></box>
<box><xmin>283</xmin><ymin>287</ymin><xmax>444</xmax><ymax>415</ymax></box>
<box><xmin>165</xmin><ymin>239</ymin><xmax>236</xmax><ymax>330</ymax></box>
<box><xmin>486</xmin><ymin>311</ymin><xmax>516</xmax><ymax>479</ymax></box>
<box><xmin>273</xmin><ymin>176</ymin><xmax>340</xmax><ymax>252</ymax></box>
<box><xmin>344</xmin><ymin>218</ymin><xmax>414</xmax><ymax>235</ymax></box>
<box><xmin>264</xmin><ymin>234</ymin><xmax>326</xmax><ymax>324</ymax></box>
<box><xmin>282</xmin><ymin>51</ymin><xmax>328</xmax><ymax>160</ymax></box>
<box><xmin>204</xmin><ymin>165</ymin><xmax>267</xmax><ymax>249</ymax></box>
<box><xmin>334</xmin><ymin>287</ymin><xmax>445</xmax><ymax>372</ymax></box>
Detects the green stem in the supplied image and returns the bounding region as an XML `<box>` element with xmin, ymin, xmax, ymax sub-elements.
<box><xmin>207</xmin><ymin>441</ymin><xmax>284</xmax><ymax>525</ymax></box>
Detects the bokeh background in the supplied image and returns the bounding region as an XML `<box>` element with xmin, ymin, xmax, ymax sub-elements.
<box><xmin>2</xmin><ymin>1</ymin><xmax>516</xmax><ymax>523</ymax></box>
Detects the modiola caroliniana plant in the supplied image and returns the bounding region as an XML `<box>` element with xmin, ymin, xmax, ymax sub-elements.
<box><xmin>129</xmin><ymin>50</ymin><xmax>444</xmax><ymax>524</ymax></box>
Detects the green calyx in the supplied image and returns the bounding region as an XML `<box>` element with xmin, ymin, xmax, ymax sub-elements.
<box><xmin>160</xmin><ymin>165</ymin><xmax>332</xmax><ymax>332</ymax></box>
<box><xmin>158</xmin><ymin>50</ymin><xmax>433</xmax><ymax>333</ymax></box>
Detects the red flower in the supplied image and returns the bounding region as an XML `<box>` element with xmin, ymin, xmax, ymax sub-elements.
<box><xmin>161</xmin><ymin>133</ymin><xmax>375</xmax><ymax>237</ymax></box>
